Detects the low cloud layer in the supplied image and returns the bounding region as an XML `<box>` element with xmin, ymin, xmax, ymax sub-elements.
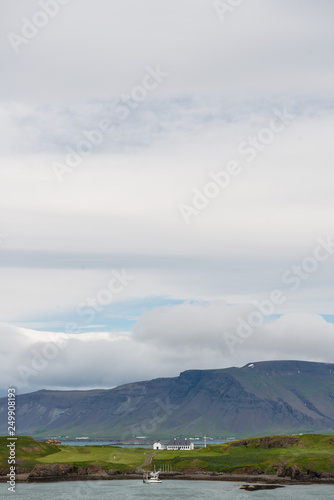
<box><xmin>1</xmin><ymin>307</ymin><xmax>334</xmax><ymax>396</ymax></box>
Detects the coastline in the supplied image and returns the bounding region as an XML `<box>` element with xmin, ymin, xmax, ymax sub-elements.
<box><xmin>1</xmin><ymin>470</ymin><xmax>334</xmax><ymax>485</ymax></box>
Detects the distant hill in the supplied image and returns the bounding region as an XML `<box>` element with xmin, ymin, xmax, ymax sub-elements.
<box><xmin>1</xmin><ymin>360</ymin><xmax>334</xmax><ymax>438</ymax></box>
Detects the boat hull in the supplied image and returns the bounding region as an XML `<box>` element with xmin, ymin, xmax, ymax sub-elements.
<box><xmin>143</xmin><ymin>470</ymin><xmax>162</xmax><ymax>483</ymax></box>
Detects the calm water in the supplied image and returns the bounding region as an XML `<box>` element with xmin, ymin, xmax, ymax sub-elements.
<box><xmin>59</xmin><ymin>439</ymin><xmax>231</xmax><ymax>447</ymax></box>
<box><xmin>1</xmin><ymin>481</ymin><xmax>334</xmax><ymax>499</ymax></box>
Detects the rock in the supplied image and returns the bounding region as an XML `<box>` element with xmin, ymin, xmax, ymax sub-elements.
<box><xmin>28</xmin><ymin>464</ymin><xmax>76</xmax><ymax>479</ymax></box>
<box><xmin>321</xmin><ymin>471</ymin><xmax>334</xmax><ymax>478</ymax></box>
<box><xmin>274</xmin><ymin>464</ymin><xmax>300</xmax><ymax>479</ymax></box>
<box><xmin>86</xmin><ymin>465</ymin><xmax>104</xmax><ymax>475</ymax></box>
<box><xmin>288</xmin><ymin>465</ymin><xmax>300</xmax><ymax>479</ymax></box>
<box><xmin>275</xmin><ymin>466</ymin><xmax>286</xmax><ymax>477</ymax></box>
<box><xmin>77</xmin><ymin>466</ymin><xmax>88</xmax><ymax>475</ymax></box>
<box><xmin>234</xmin><ymin>467</ymin><xmax>263</xmax><ymax>475</ymax></box>
<box><xmin>306</xmin><ymin>468</ymin><xmax>322</xmax><ymax>478</ymax></box>
<box><xmin>0</xmin><ymin>466</ymin><xmax>31</xmax><ymax>476</ymax></box>
<box><xmin>106</xmin><ymin>469</ymin><xmax>121</xmax><ymax>476</ymax></box>
<box><xmin>241</xmin><ymin>484</ymin><xmax>285</xmax><ymax>491</ymax></box>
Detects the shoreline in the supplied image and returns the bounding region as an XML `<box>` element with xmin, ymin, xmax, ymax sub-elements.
<box><xmin>2</xmin><ymin>471</ymin><xmax>334</xmax><ymax>485</ymax></box>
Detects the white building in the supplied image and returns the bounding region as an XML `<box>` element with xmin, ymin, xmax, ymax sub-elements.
<box><xmin>153</xmin><ymin>441</ymin><xmax>165</xmax><ymax>450</ymax></box>
<box><xmin>166</xmin><ymin>438</ymin><xmax>194</xmax><ymax>451</ymax></box>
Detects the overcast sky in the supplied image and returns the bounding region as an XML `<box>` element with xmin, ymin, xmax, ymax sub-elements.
<box><xmin>1</xmin><ymin>0</ymin><xmax>334</xmax><ymax>396</ymax></box>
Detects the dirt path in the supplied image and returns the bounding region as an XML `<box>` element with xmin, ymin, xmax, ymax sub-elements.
<box><xmin>136</xmin><ymin>451</ymin><xmax>158</xmax><ymax>472</ymax></box>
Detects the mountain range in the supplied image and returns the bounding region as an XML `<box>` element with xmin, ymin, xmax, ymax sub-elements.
<box><xmin>1</xmin><ymin>360</ymin><xmax>334</xmax><ymax>439</ymax></box>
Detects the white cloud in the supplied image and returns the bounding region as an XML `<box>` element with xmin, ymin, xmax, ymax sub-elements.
<box><xmin>1</xmin><ymin>0</ymin><xmax>334</xmax><ymax>394</ymax></box>
<box><xmin>1</xmin><ymin>1</ymin><xmax>334</xmax><ymax>101</ymax></box>
<box><xmin>1</xmin><ymin>309</ymin><xmax>334</xmax><ymax>396</ymax></box>
<box><xmin>0</xmin><ymin>106</ymin><xmax>333</xmax><ymax>321</ymax></box>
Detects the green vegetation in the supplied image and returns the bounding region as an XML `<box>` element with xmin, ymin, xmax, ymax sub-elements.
<box><xmin>152</xmin><ymin>434</ymin><xmax>334</xmax><ymax>475</ymax></box>
<box><xmin>0</xmin><ymin>436</ymin><xmax>60</xmax><ymax>471</ymax></box>
<box><xmin>1</xmin><ymin>434</ymin><xmax>334</xmax><ymax>476</ymax></box>
<box><xmin>0</xmin><ymin>436</ymin><xmax>152</xmax><ymax>472</ymax></box>
<box><xmin>38</xmin><ymin>444</ymin><xmax>150</xmax><ymax>471</ymax></box>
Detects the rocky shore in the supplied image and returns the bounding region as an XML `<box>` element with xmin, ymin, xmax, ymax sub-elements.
<box><xmin>1</xmin><ymin>463</ymin><xmax>334</xmax><ymax>484</ymax></box>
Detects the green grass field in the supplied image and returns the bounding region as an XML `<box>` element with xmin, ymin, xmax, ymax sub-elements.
<box><xmin>152</xmin><ymin>434</ymin><xmax>334</xmax><ymax>474</ymax></box>
<box><xmin>1</xmin><ymin>434</ymin><xmax>334</xmax><ymax>475</ymax></box>
<box><xmin>0</xmin><ymin>436</ymin><xmax>152</xmax><ymax>472</ymax></box>
<box><xmin>37</xmin><ymin>444</ymin><xmax>150</xmax><ymax>470</ymax></box>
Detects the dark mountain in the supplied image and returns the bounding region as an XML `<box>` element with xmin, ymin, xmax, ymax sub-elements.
<box><xmin>1</xmin><ymin>360</ymin><xmax>334</xmax><ymax>439</ymax></box>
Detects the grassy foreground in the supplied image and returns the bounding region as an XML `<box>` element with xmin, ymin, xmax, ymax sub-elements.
<box><xmin>37</xmin><ymin>444</ymin><xmax>149</xmax><ymax>471</ymax></box>
<box><xmin>1</xmin><ymin>434</ymin><xmax>334</xmax><ymax>476</ymax></box>
<box><xmin>0</xmin><ymin>437</ymin><xmax>150</xmax><ymax>472</ymax></box>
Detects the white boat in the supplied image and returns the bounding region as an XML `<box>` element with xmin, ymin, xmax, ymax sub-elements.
<box><xmin>143</xmin><ymin>470</ymin><xmax>162</xmax><ymax>484</ymax></box>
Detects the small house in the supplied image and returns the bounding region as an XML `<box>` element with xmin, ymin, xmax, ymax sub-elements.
<box><xmin>153</xmin><ymin>441</ymin><xmax>165</xmax><ymax>450</ymax></box>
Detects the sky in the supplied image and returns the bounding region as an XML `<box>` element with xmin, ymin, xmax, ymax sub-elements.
<box><xmin>0</xmin><ymin>0</ymin><xmax>334</xmax><ymax>396</ymax></box>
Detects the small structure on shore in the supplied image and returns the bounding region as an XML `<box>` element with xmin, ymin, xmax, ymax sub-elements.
<box><xmin>166</xmin><ymin>438</ymin><xmax>194</xmax><ymax>451</ymax></box>
<box><xmin>44</xmin><ymin>439</ymin><xmax>61</xmax><ymax>445</ymax></box>
<box><xmin>153</xmin><ymin>441</ymin><xmax>165</xmax><ymax>450</ymax></box>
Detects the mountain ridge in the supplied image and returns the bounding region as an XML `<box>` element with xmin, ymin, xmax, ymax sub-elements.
<box><xmin>1</xmin><ymin>360</ymin><xmax>334</xmax><ymax>438</ymax></box>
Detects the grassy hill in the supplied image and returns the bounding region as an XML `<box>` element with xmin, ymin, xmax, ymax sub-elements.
<box><xmin>0</xmin><ymin>436</ymin><xmax>60</xmax><ymax>472</ymax></box>
<box><xmin>152</xmin><ymin>434</ymin><xmax>334</xmax><ymax>476</ymax></box>
<box><xmin>1</xmin><ymin>434</ymin><xmax>334</xmax><ymax>478</ymax></box>
<box><xmin>0</xmin><ymin>436</ymin><xmax>150</xmax><ymax>473</ymax></box>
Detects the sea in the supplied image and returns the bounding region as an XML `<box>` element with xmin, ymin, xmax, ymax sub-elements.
<box><xmin>1</xmin><ymin>481</ymin><xmax>334</xmax><ymax>499</ymax></box>
<box><xmin>58</xmin><ymin>439</ymin><xmax>231</xmax><ymax>447</ymax></box>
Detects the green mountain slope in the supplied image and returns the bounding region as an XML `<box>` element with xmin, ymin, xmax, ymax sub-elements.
<box><xmin>1</xmin><ymin>361</ymin><xmax>334</xmax><ymax>438</ymax></box>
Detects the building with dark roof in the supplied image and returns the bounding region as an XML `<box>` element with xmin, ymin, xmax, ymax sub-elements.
<box><xmin>166</xmin><ymin>438</ymin><xmax>194</xmax><ymax>451</ymax></box>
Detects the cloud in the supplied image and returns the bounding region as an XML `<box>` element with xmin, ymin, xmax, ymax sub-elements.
<box><xmin>1</xmin><ymin>0</ymin><xmax>334</xmax><ymax>396</ymax></box>
<box><xmin>134</xmin><ymin>302</ymin><xmax>334</xmax><ymax>357</ymax></box>
<box><xmin>1</xmin><ymin>309</ymin><xmax>334</xmax><ymax>396</ymax></box>
<box><xmin>1</xmin><ymin>105</ymin><xmax>334</xmax><ymax>322</ymax></box>
<box><xmin>1</xmin><ymin>1</ymin><xmax>334</xmax><ymax>101</ymax></box>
